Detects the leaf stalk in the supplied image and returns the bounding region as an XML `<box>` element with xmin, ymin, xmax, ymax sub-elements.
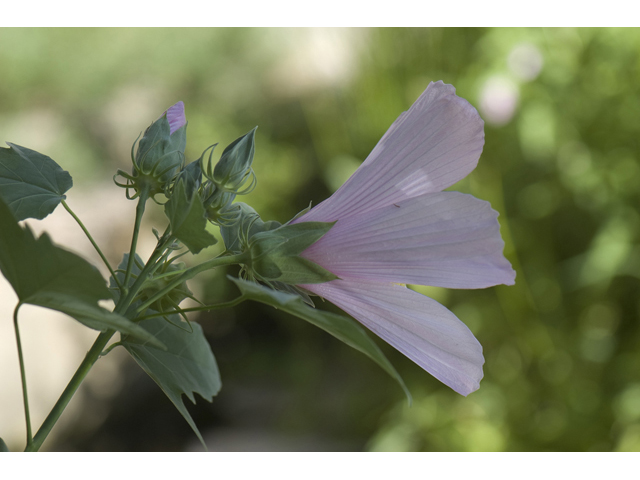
<box><xmin>61</xmin><ymin>199</ymin><xmax>123</xmax><ymax>293</ymax></box>
<box><xmin>13</xmin><ymin>304</ymin><xmax>32</xmax><ymax>447</ymax></box>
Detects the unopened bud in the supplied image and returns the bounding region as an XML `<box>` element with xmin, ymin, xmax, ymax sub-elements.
<box><xmin>115</xmin><ymin>101</ymin><xmax>187</xmax><ymax>199</ymax></box>
<box><xmin>203</xmin><ymin>128</ymin><xmax>257</xmax><ymax>194</ymax></box>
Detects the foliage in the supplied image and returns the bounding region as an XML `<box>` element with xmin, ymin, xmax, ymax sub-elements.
<box><xmin>121</xmin><ymin>316</ymin><xmax>221</xmax><ymax>448</ymax></box>
<box><xmin>0</xmin><ymin>143</ymin><xmax>72</xmax><ymax>221</ymax></box>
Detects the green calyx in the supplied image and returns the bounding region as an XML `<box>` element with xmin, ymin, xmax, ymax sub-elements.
<box><xmin>247</xmin><ymin>221</ymin><xmax>338</xmax><ymax>285</ymax></box>
<box><xmin>218</xmin><ymin>203</ymin><xmax>336</xmax><ymax>287</ymax></box>
<box><xmin>110</xmin><ymin>252</ymin><xmax>196</xmax><ymax>321</ymax></box>
<box><xmin>211</xmin><ymin>127</ymin><xmax>257</xmax><ymax>192</ymax></box>
<box><xmin>137</xmin><ymin>260</ymin><xmax>194</xmax><ymax>314</ymax></box>
<box><xmin>219</xmin><ymin>203</ymin><xmax>280</xmax><ymax>254</ymax></box>
<box><xmin>114</xmin><ymin>114</ymin><xmax>187</xmax><ymax>200</ymax></box>
<box><xmin>199</xmin><ymin>129</ymin><xmax>257</xmax><ymax>224</ymax></box>
<box><xmin>202</xmin><ymin>181</ymin><xmax>238</xmax><ymax>225</ymax></box>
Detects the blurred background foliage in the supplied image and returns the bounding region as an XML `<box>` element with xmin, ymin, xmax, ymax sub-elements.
<box><xmin>2</xmin><ymin>27</ymin><xmax>640</xmax><ymax>451</ymax></box>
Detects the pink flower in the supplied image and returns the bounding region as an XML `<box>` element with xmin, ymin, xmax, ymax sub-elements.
<box><xmin>292</xmin><ymin>81</ymin><xmax>516</xmax><ymax>396</ymax></box>
<box><xmin>165</xmin><ymin>101</ymin><xmax>186</xmax><ymax>135</ymax></box>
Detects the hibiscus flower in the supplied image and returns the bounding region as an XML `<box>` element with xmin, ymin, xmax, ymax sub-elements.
<box><xmin>290</xmin><ymin>81</ymin><xmax>516</xmax><ymax>396</ymax></box>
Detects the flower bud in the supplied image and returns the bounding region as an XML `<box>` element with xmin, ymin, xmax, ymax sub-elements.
<box><xmin>201</xmin><ymin>172</ymin><xmax>237</xmax><ymax>225</ymax></box>
<box><xmin>199</xmin><ymin>129</ymin><xmax>257</xmax><ymax>224</ymax></box>
<box><xmin>115</xmin><ymin>101</ymin><xmax>187</xmax><ymax>199</ymax></box>
<box><xmin>204</xmin><ymin>189</ymin><xmax>241</xmax><ymax>226</ymax></box>
<box><xmin>138</xmin><ymin>260</ymin><xmax>192</xmax><ymax>314</ymax></box>
<box><xmin>219</xmin><ymin>202</ymin><xmax>280</xmax><ymax>254</ymax></box>
<box><xmin>211</xmin><ymin>127</ymin><xmax>257</xmax><ymax>193</ymax></box>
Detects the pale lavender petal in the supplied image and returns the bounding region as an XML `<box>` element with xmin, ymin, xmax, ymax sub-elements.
<box><xmin>165</xmin><ymin>101</ymin><xmax>186</xmax><ymax>135</ymax></box>
<box><xmin>301</xmin><ymin>279</ymin><xmax>484</xmax><ymax>396</ymax></box>
<box><xmin>297</xmin><ymin>81</ymin><xmax>484</xmax><ymax>223</ymax></box>
<box><xmin>301</xmin><ymin>192</ymin><xmax>516</xmax><ymax>289</ymax></box>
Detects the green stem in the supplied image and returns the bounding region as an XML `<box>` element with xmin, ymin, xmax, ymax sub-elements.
<box><xmin>123</xmin><ymin>185</ymin><xmax>150</xmax><ymax>290</ymax></box>
<box><xmin>61</xmin><ymin>199</ymin><xmax>123</xmax><ymax>293</ymax></box>
<box><xmin>134</xmin><ymin>297</ymin><xmax>246</xmax><ymax>321</ymax></box>
<box><xmin>24</xmin><ymin>330</ymin><xmax>113</xmax><ymax>452</ymax></box>
<box><xmin>134</xmin><ymin>252</ymin><xmax>249</xmax><ymax>315</ymax></box>
<box><xmin>13</xmin><ymin>304</ymin><xmax>32</xmax><ymax>446</ymax></box>
<box><xmin>140</xmin><ymin>267</ymin><xmax>186</xmax><ymax>283</ymax></box>
<box><xmin>24</xmin><ymin>205</ymin><xmax>170</xmax><ymax>452</ymax></box>
<box><xmin>117</xmin><ymin>233</ymin><xmax>175</xmax><ymax>315</ymax></box>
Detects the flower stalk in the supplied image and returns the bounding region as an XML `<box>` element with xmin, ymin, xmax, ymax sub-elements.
<box><xmin>134</xmin><ymin>252</ymin><xmax>249</xmax><ymax>316</ymax></box>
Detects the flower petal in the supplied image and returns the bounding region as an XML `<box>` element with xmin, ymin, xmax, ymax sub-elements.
<box><xmin>301</xmin><ymin>279</ymin><xmax>484</xmax><ymax>396</ymax></box>
<box><xmin>301</xmin><ymin>192</ymin><xmax>516</xmax><ymax>289</ymax></box>
<box><xmin>297</xmin><ymin>81</ymin><xmax>484</xmax><ymax>223</ymax></box>
<box><xmin>165</xmin><ymin>101</ymin><xmax>187</xmax><ymax>135</ymax></box>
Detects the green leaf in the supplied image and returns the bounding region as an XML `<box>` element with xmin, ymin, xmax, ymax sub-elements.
<box><xmin>30</xmin><ymin>298</ymin><xmax>165</xmax><ymax>350</ymax></box>
<box><xmin>165</xmin><ymin>179</ymin><xmax>217</xmax><ymax>254</ymax></box>
<box><xmin>0</xmin><ymin>143</ymin><xmax>73</xmax><ymax>220</ymax></box>
<box><xmin>121</xmin><ymin>316</ymin><xmax>221</xmax><ymax>450</ymax></box>
<box><xmin>175</xmin><ymin>159</ymin><xmax>203</xmax><ymax>199</ymax></box>
<box><xmin>0</xmin><ymin>197</ymin><xmax>109</xmax><ymax>305</ymax></box>
<box><xmin>0</xmin><ymin>197</ymin><xmax>163</xmax><ymax>347</ymax></box>
<box><xmin>0</xmin><ymin>437</ymin><xmax>9</xmax><ymax>452</ymax></box>
<box><xmin>229</xmin><ymin>277</ymin><xmax>411</xmax><ymax>403</ymax></box>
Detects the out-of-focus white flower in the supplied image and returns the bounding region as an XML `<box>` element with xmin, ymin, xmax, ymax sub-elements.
<box><xmin>479</xmin><ymin>76</ymin><xmax>519</xmax><ymax>127</ymax></box>
<box><xmin>508</xmin><ymin>43</ymin><xmax>544</xmax><ymax>82</ymax></box>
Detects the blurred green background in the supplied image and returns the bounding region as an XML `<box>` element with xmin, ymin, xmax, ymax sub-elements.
<box><xmin>2</xmin><ymin>27</ymin><xmax>640</xmax><ymax>451</ymax></box>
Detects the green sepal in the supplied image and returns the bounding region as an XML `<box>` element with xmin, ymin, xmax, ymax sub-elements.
<box><xmin>249</xmin><ymin>221</ymin><xmax>338</xmax><ymax>285</ymax></box>
<box><xmin>121</xmin><ymin>315</ymin><xmax>221</xmax><ymax>450</ymax></box>
<box><xmin>219</xmin><ymin>202</ymin><xmax>280</xmax><ymax>254</ymax></box>
<box><xmin>230</xmin><ymin>277</ymin><xmax>411</xmax><ymax>403</ymax></box>
<box><xmin>0</xmin><ymin>143</ymin><xmax>73</xmax><ymax>220</ymax></box>
<box><xmin>0</xmin><ymin>197</ymin><xmax>163</xmax><ymax>347</ymax></box>
<box><xmin>202</xmin><ymin>180</ymin><xmax>237</xmax><ymax>224</ymax></box>
<box><xmin>164</xmin><ymin>179</ymin><xmax>217</xmax><ymax>254</ymax></box>
<box><xmin>286</xmin><ymin>201</ymin><xmax>313</xmax><ymax>224</ymax></box>
<box><xmin>134</xmin><ymin>114</ymin><xmax>186</xmax><ymax>184</ymax></box>
<box><xmin>212</xmin><ymin>127</ymin><xmax>256</xmax><ymax>190</ymax></box>
<box><xmin>197</xmin><ymin>145</ymin><xmax>222</xmax><ymax>211</ymax></box>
